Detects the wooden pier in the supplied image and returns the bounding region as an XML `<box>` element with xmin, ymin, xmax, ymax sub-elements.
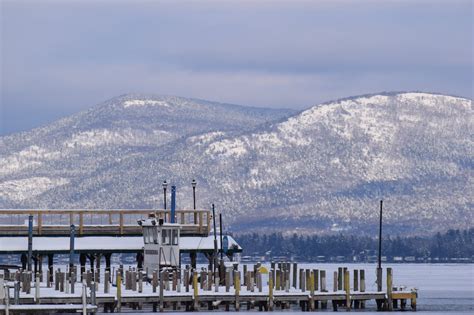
<box><xmin>0</xmin><ymin>263</ymin><xmax>417</xmax><ymax>314</ymax></box>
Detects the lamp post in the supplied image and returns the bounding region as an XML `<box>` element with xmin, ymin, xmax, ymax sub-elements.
<box><xmin>192</xmin><ymin>179</ymin><xmax>197</xmax><ymax>224</ymax></box>
<box><xmin>162</xmin><ymin>180</ymin><xmax>168</xmax><ymax>211</ymax></box>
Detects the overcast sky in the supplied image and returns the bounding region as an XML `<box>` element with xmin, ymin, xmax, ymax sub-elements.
<box><xmin>1</xmin><ymin>0</ymin><xmax>472</xmax><ymax>135</ymax></box>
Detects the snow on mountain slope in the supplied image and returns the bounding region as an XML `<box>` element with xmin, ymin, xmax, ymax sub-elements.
<box><xmin>0</xmin><ymin>92</ymin><xmax>471</xmax><ymax>235</ymax></box>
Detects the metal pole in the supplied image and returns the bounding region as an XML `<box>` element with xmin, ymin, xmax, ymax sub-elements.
<box><xmin>377</xmin><ymin>200</ymin><xmax>383</xmax><ymax>291</ymax></box>
<box><xmin>27</xmin><ymin>215</ymin><xmax>33</xmax><ymax>271</ymax></box>
<box><xmin>219</xmin><ymin>213</ymin><xmax>224</xmax><ymax>260</ymax></box>
<box><xmin>212</xmin><ymin>204</ymin><xmax>218</xmax><ymax>274</ymax></box>
<box><xmin>170</xmin><ymin>186</ymin><xmax>176</xmax><ymax>223</ymax></box>
<box><xmin>192</xmin><ymin>180</ymin><xmax>197</xmax><ymax>224</ymax></box>
<box><xmin>69</xmin><ymin>224</ymin><xmax>75</xmax><ymax>273</ymax></box>
<box><xmin>163</xmin><ymin>186</ymin><xmax>167</xmax><ymax>210</ymax></box>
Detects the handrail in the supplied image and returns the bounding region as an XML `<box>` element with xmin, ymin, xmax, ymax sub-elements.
<box><xmin>0</xmin><ymin>209</ymin><xmax>211</xmax><ymax>236</ymax></box>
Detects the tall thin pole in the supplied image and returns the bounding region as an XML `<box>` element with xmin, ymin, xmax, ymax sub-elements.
<box><xmin>163</xmin><ymin>181</ymin><xmax>167</xmax><ymax>210</ymax></box>
<box><xmin>212</xmin><ymin>204</ymin><xmax>218</xmax><ymax>274</ymax></box>
<box><xmin>27</xmin><ymin>215</ymin><xmax>33</xmax><ymax>271</ymax></box>
<box><xmin>171</xmin><ymin>186</ymin><xmax>176</xmax><ymax>224</ymax></box>
<box><xmin>378</xmin><ymin>200</ymin><xmax>383</xmax><ymax>269</ymax></box>
<box><xmin>69</xmin><ymin>224</ymin><xmax>75</xmax><ymax>274</ymax></box>
<box><xmin>192</xmin><ymin>180</ymin><xmax>197</xmax><ymax>224</ymax></box>
<box><xmin>377</xmin><ymin>200</ymin><xmax>383</xmax><ymax>291</ymax></box>
<box><xmin>219</xmin><ymin>213</ymin><xmax>224</xmax><ymax>260</ymax></box>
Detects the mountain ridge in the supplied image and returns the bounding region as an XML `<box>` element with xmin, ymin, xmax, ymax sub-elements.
<box><xmin>0</xmin><ymin>91</ymin><xmax>472</xmax><ymax>235</ymax></box>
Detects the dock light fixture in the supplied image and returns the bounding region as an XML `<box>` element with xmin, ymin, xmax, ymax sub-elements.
<box><xmin>162</xmin><ymin>180</ymin><xmax>168</xmax><ymax>210</ymax></box>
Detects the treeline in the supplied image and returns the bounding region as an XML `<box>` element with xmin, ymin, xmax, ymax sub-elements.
<box><xmin>236</xmin><ymin>228</ymin><xmax>474</xmax><ymax>259</ymax></box>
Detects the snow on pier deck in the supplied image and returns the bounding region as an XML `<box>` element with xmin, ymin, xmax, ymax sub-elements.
<box><xmin>0</xmin><ymin>264</ymin><xmax>417</xmax><ymax>313</ymax></box>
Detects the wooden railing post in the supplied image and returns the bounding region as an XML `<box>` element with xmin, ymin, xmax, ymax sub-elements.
<box><xmin>37</xmin><ymin>213</ymin><xmax>42</xmax><ymax>235</ymax></box>
<box><xmin>119</xmin><ymin>213</ymin><xmax>124</xmax><ymax>235</ymax></box>
<box><xmin>79</xmin><ymin>212</ymin><xmax>84</xmax><ymax>235</ymax></box>
<box><xmin>198</xmin><ymin>212</ymin><xmax>203</xmax><ymax>233</ymax></box>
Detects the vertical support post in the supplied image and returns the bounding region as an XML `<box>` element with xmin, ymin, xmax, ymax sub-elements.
<box><xmin>212</xmin><ymin>204</ymin><xmax>218</xmax><ymax>276</ymax></box>
<box><xmin>219</xmin><ymin>213</ymin><xmax>224</xmax><ymax>260</ymax></box>
<box><xmin>344</xmin><ymin>270</ymin><xmax>350</xmax><ymax>310</ymax></box>
<box><xmin>309</xmin><ymin>271</ymin><xmax>315</xmax><ymax>311</ymax></box>
<box><xmin>163</xmin><ymin>180</ymin><xmax>168</xmax><ymax>211</ymax></box>
<box><xmin>337</xmin><ymin>267</ymin><xmax>343</xmax><ymax>290</ymax></box>
<box><xmin>69</xmin><ymin>224</ymin><xmax>75</xmax><ymax>274</ymax></box>
<box><xmin>170</xmin><ymin>185</ymin><xmax>176</xmax><ymax>223</ymax></box>
<box><xmin>116</xmin><ymin>272</ymin><xmax>122</xmax><ymax>312</ymax></box>
<box><xmin>79</xmin><ymin>212</ymin><xmax>84</xmax><ymax>235</ymax></box>
<box><xmin>119</xmin><ymin>213</ymin><xmax>124</xmax><ymax>235</ymax></box>
<box><xmin>82</xmin><ymin>280</ymin><xmax>87</xmax><ymax>315</ymax></box>
<box><xmin>192</xmin><ymin>179</ymin><xmax>197</xmax><ymax>224</ymax></box>
<box><xmin>193</xmin><ymin>270</ymin><xmax>198</xmax><ymax>310</ymax></box>
<box><xmin>268</xmin><ymin>270</ymin><xmax>274</xmax><ymax>311</ymax></box>
<box><xmin>387</xmin><ymin>267</ymin><xmax>393</xmax><ymax>311</ymax></box>
<box><xmin>235</xmin><ymin>269</ymin><xmax>240</xmax><ymax>311</ymax></box>
<box><xmin>292</xmin><ymin>263</ymin><xmax>297</xmax><ymax>288</ymax></box>
<box><xmin>37</xmin><ymin>213</ymin><xmax>42</xmax><ymax>235</ymax></box>
<box><xmin>377</xmin><ymin>200</ymin><xmax>383</xmax><ymax>292</ymax></box>
<box><xmin>27</xmin><ymin>215</ymin><xmax>33</xmax><ymax>271</ymax></box>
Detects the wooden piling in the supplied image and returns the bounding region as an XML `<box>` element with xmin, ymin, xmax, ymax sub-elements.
<box><xmin>387</xmin><ymin>267</ymin><xmax>393</xmax><ymax>311</ymax></box>
<box><xmin>344</xmin><ymin>269</ymin><xmax>350</xmax><ymax>310</ymax></box>
<box><xmin>193</xmin><ymin>270</ymin><xmax>198</xmax><ymax>311</ymax></box>
<box><xmin>268</xmin><ymin>271</ymin><xmax>274</xmax><ymax>311</ymax></box>
<box><xmin>234</xmin><ymin>271</ymin><xmax>240</xmax><ymax>311</ymax></box>
<box><xmin>309</xmin><ymin>271</ymin><xmax>315</xmax><ymax>311</ymax></box>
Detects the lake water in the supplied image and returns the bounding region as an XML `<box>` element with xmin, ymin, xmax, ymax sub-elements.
<box><xmin>108</xmin><ymin>263</ymin><xmax>473</xmax><ymax>314</ymax></box>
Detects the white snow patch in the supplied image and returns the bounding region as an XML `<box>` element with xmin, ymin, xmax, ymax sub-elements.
<box><xmin>64</xmin><ymin>128</ymin><xmax>170</xmax><ymax>148</ymax></box>
<box><xmin>188</xmin><ymin>132</ymin><xmax>225</xmax><ymax>145</ymax></box>
<box><xmin>206</xmin><ymin>138</ymin><xmax>247</xmax><ymax>157</ymax></box>
<box><xmin>0</xmin><ymin>146</ymin><xmax>61</xmax><ymax>176</ymax></box>
<box><xmin>123</xmin><ymin>99</ymin><xmax>170</xmax><ymax>108</ymax></box>
<box><xmin>0</xmin><ymin>177</ymin><xmax>69</xmax><ymax>202</ymax></box>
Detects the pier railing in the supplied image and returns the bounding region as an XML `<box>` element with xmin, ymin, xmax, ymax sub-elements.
<box><xmin>0</xmin><ymin>209</ymin><xmax>211</xmax><ymax>236</ymax></box>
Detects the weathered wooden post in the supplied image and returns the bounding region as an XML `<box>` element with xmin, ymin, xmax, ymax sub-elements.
<box><xmin>116</xmin><ymin>271</ymin><xmax>122</xmax><ymax>312</ymax></box>
<box><xmin>226</xmin><ymin>269</ymin><xmax>231</xmax><ymax>292</ymax></box>
<box><xmin>184</xmin><ymin>269</ymin><xmax>189</xmax><ymax>293</ymax></box>
<box><xmin>333</xmin><ymin>271</ymin><xmax>338</xmax><ymax>292</ymax></box>
<box><xmin>276</xmin><ymin>270</ymin><xmax>281</xmax><ymax>291</ymax></box>
<box><xmin>353</xmin><ymin>269</ymin><xmax>359</xmax><ymax>309</ymax></box>
<box><xmin>234</xmin><ymin>271</ymin><xmax>240</xmax><ymax>311</ymax></box>
<box><xmin>309</xmin><ymin>271</ymin><xmax>315</xmax><ymax>311</ymax></box>
<box><xmin>35</xmin><ymin>273</ymin><xmax>40</xmax><ymax>304</ymax></box>
<box><xmin>193</xmin><ymin>270</ymin><xmax>199</xmax><ymax>310</ymax></box>
<box><xmin>138</xmin><ymin>270</ymin><xmax>143</xmax><ymax>293</ymax></box>
<box><xmin>292</xmin><ymin>263</ymin><xmax>297</xmax><ymax>288</ymax></box>
<box><xmin>14</xmin><ymin>281</ymin><xmax>20</xmax><ymax>305</ymax></box>
<box><xmin>337</xmin><ymin>267</ymin><xmax>343</xmax><ymax>291</ymax></box>
<box><xmin>131</xmin><ymin>269</ymin><xmax>137</xmax><ymax>291</ymax></box>
<box><xmin>160</xmin><ymin>271</ymin><xmax>164</xmax><ymax>312</ymax></box>
<box><xmin>71</xmin><ymin>271</ymin><xmax>76</xmax><ymax>294</ymax></box>
<box><xmin>82</xmin><ymin>280</ymin><xmax>87</xmax><ymax>315</ymax></box>
<box><xmin>344</xmin><ymin>270</ymin><xmax>351</xmax><ymax>310</ymax></box>
<box><xmin>268</xmin><ymin>270</ymin><xmax>274</xmax><ymax>311</ymax></box>
<box><xmin>104</xmin><ymin>271</ymin><xmax>110</xmax><ymax>294</ymax></box>
<box><xmin>387</xmin><ymin>267</ymin><xmax>393</xmax><ymax>311</ymax></box>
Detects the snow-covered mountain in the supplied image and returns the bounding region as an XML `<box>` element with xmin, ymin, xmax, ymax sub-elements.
<box><xmin>1</xmin><ymin>92</ymin><xmax>472</xmax><ymax>235</ymax></box>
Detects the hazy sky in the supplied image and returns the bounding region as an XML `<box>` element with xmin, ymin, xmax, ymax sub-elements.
<box><xmin>1</xmin><ymin>0</ymin><xmax>472</xmax><ymax>135</ymax></box>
